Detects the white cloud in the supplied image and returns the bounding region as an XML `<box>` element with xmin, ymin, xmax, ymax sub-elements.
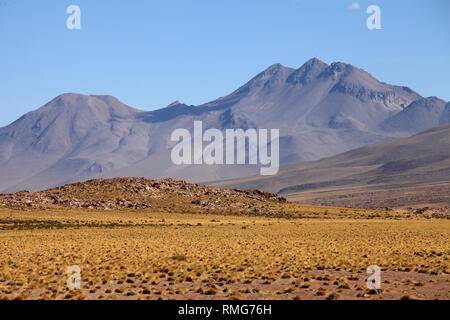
<box><xmin>348</xmin><ymin>2</ymin><xmax>360</xmax><ymax>10</ymax></box>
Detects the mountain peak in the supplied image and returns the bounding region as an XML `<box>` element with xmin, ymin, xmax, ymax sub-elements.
<box><xmin>5</xmin><ymin>93</ymin><xmax>140</xmax><ymax>138</ymax></box>
<box><xmin>51</xmin><ymin>92</ymin><xmax>86</xmax><ymax>103</ymax></box>
<box><xmin>287</xmin><ymin>57</ymin><xmax>328</xmax><ymax>85</ymax></box>
<box><xmin>406</xmin><ymin>96</ymin><xmax>446</xmax><ymax>109</ymax></box>
<box><xmin>39</xmin><ymin>93</ymin><xmax>94</xmax><ymax>113</ymax></box>
<box><xmin>422</xmin><ymin>96</ymin><xmax>445</xmax><ymax>103</ymax></box>
<box><xmin>381</xmin><ymin>96</ymin><xmax>447</xmax><ymax>134</ymax></box>
<box><xmin>167</xmin><ymin>100</ymin><xmax>182</xmax><ymax>108</ymax></box>
<box><xmin>240</xmin><ymin>63</ymin><xmax>295</xmax><ymax>91</ymax></box>
<box><xmin>303</xmin><ymin>57</ymin><xmax>327</xmax><ymax>67</ymax></box>
<box><xmin>49</xmin><ymin>93</ymin><xmax>128</xmax><ymax>106</ymax></box>
<box><xmin>267</xmin><ymin>62</ymin><xmax>283</xmax><ymax>69</ymax></box>
<box><xmin>46</xmin><ymin>93</ymin><xmax>110</xmax><ymax>109</ymax></box>
<box><xmin>320</xmin><ymin>61</ymin><xmax>391</xmax><ymax>92</ymax></box>
<box><xmin>41</xmin><ymin>93</ymin><xmax>138</xmax><ymax>114</ymax></box>
<box><xmin>328</xmin><ymin>61</ymin><xmax>354</xmax><ymax>72</ymax></box>
<box><xmin>261</xmin><ymin>63</ymin><xmax>290</xmax><ymax>75</ymax></box>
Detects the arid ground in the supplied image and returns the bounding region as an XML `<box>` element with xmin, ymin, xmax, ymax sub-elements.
<box><xmin>0</xmin><ymin>178</ymin><xmax>448</xmax><ymax>300</ymax></box>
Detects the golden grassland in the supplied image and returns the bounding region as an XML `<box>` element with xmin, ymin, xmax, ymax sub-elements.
<box><xmin>0</xmin><ymin>207</ymin><xmax>449</xmax><ymax>300</ymax></box>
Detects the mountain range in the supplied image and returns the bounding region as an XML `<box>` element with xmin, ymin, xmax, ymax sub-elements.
<box><xmin>0</xmin><ymin>58</ymin><xmax>449</xmax><ymax>193</ymax></box>
<box><xmin>217</xmin><ymin>123</ymin><xmax>450</xmax><ymax>209</ymax></box>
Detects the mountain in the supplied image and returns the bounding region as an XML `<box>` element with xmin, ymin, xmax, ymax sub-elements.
<box><xmin>202</xmin><ymin>59</ymin><xmax>420</xmax><ymax>134</ymax></box>
<box><xmin>381</xmin><ymin>97</ymin><xmax>447</xmax><ymax>135</ymax></box>
<box><xmin>0</xmin><ymin>58</ymin><xmax>448</xmax><ymax>193</ymax></box>
<box><xmin>216</xmin><ymin>123</ymin><xmax>450</xmax><ymax>209</ymax></box>
<box><xmin>0</xmin><ymin>94</ymin><xmax>143</xmax><ymax>192</ymax></box>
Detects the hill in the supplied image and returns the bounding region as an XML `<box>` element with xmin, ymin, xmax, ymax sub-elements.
<box><xmin>0</xmin><ymin>177</ymin><xmax>293</xmax><ymax>217</ymax></box>
<box><xmin>216</xmin><ymin>124</ymin><xmax>450</xmax><ymax>209</ymax></box>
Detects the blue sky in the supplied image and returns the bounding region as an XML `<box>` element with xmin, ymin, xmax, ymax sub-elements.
<box><xmin>0</xmin><ymin>0</ymin><xmax>449</xmax><ymax>127</ymax></box>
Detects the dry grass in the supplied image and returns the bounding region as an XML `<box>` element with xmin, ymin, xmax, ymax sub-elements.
<box><xmin>0</xmin><ymin>208</ymin><xmax>448</xmax><ymax>300</ymax></box>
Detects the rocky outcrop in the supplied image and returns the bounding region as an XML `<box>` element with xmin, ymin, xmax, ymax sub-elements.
<box><xmin>0</xmin><ymin>177</ymin><xmax>286</xmax><ymax>212</ymax></box>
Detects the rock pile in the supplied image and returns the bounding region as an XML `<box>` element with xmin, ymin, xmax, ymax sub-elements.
<box><xmin>0</xmin><ymin>177</ymin><xmax>286</xmax><ymax>212</ymax></box>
